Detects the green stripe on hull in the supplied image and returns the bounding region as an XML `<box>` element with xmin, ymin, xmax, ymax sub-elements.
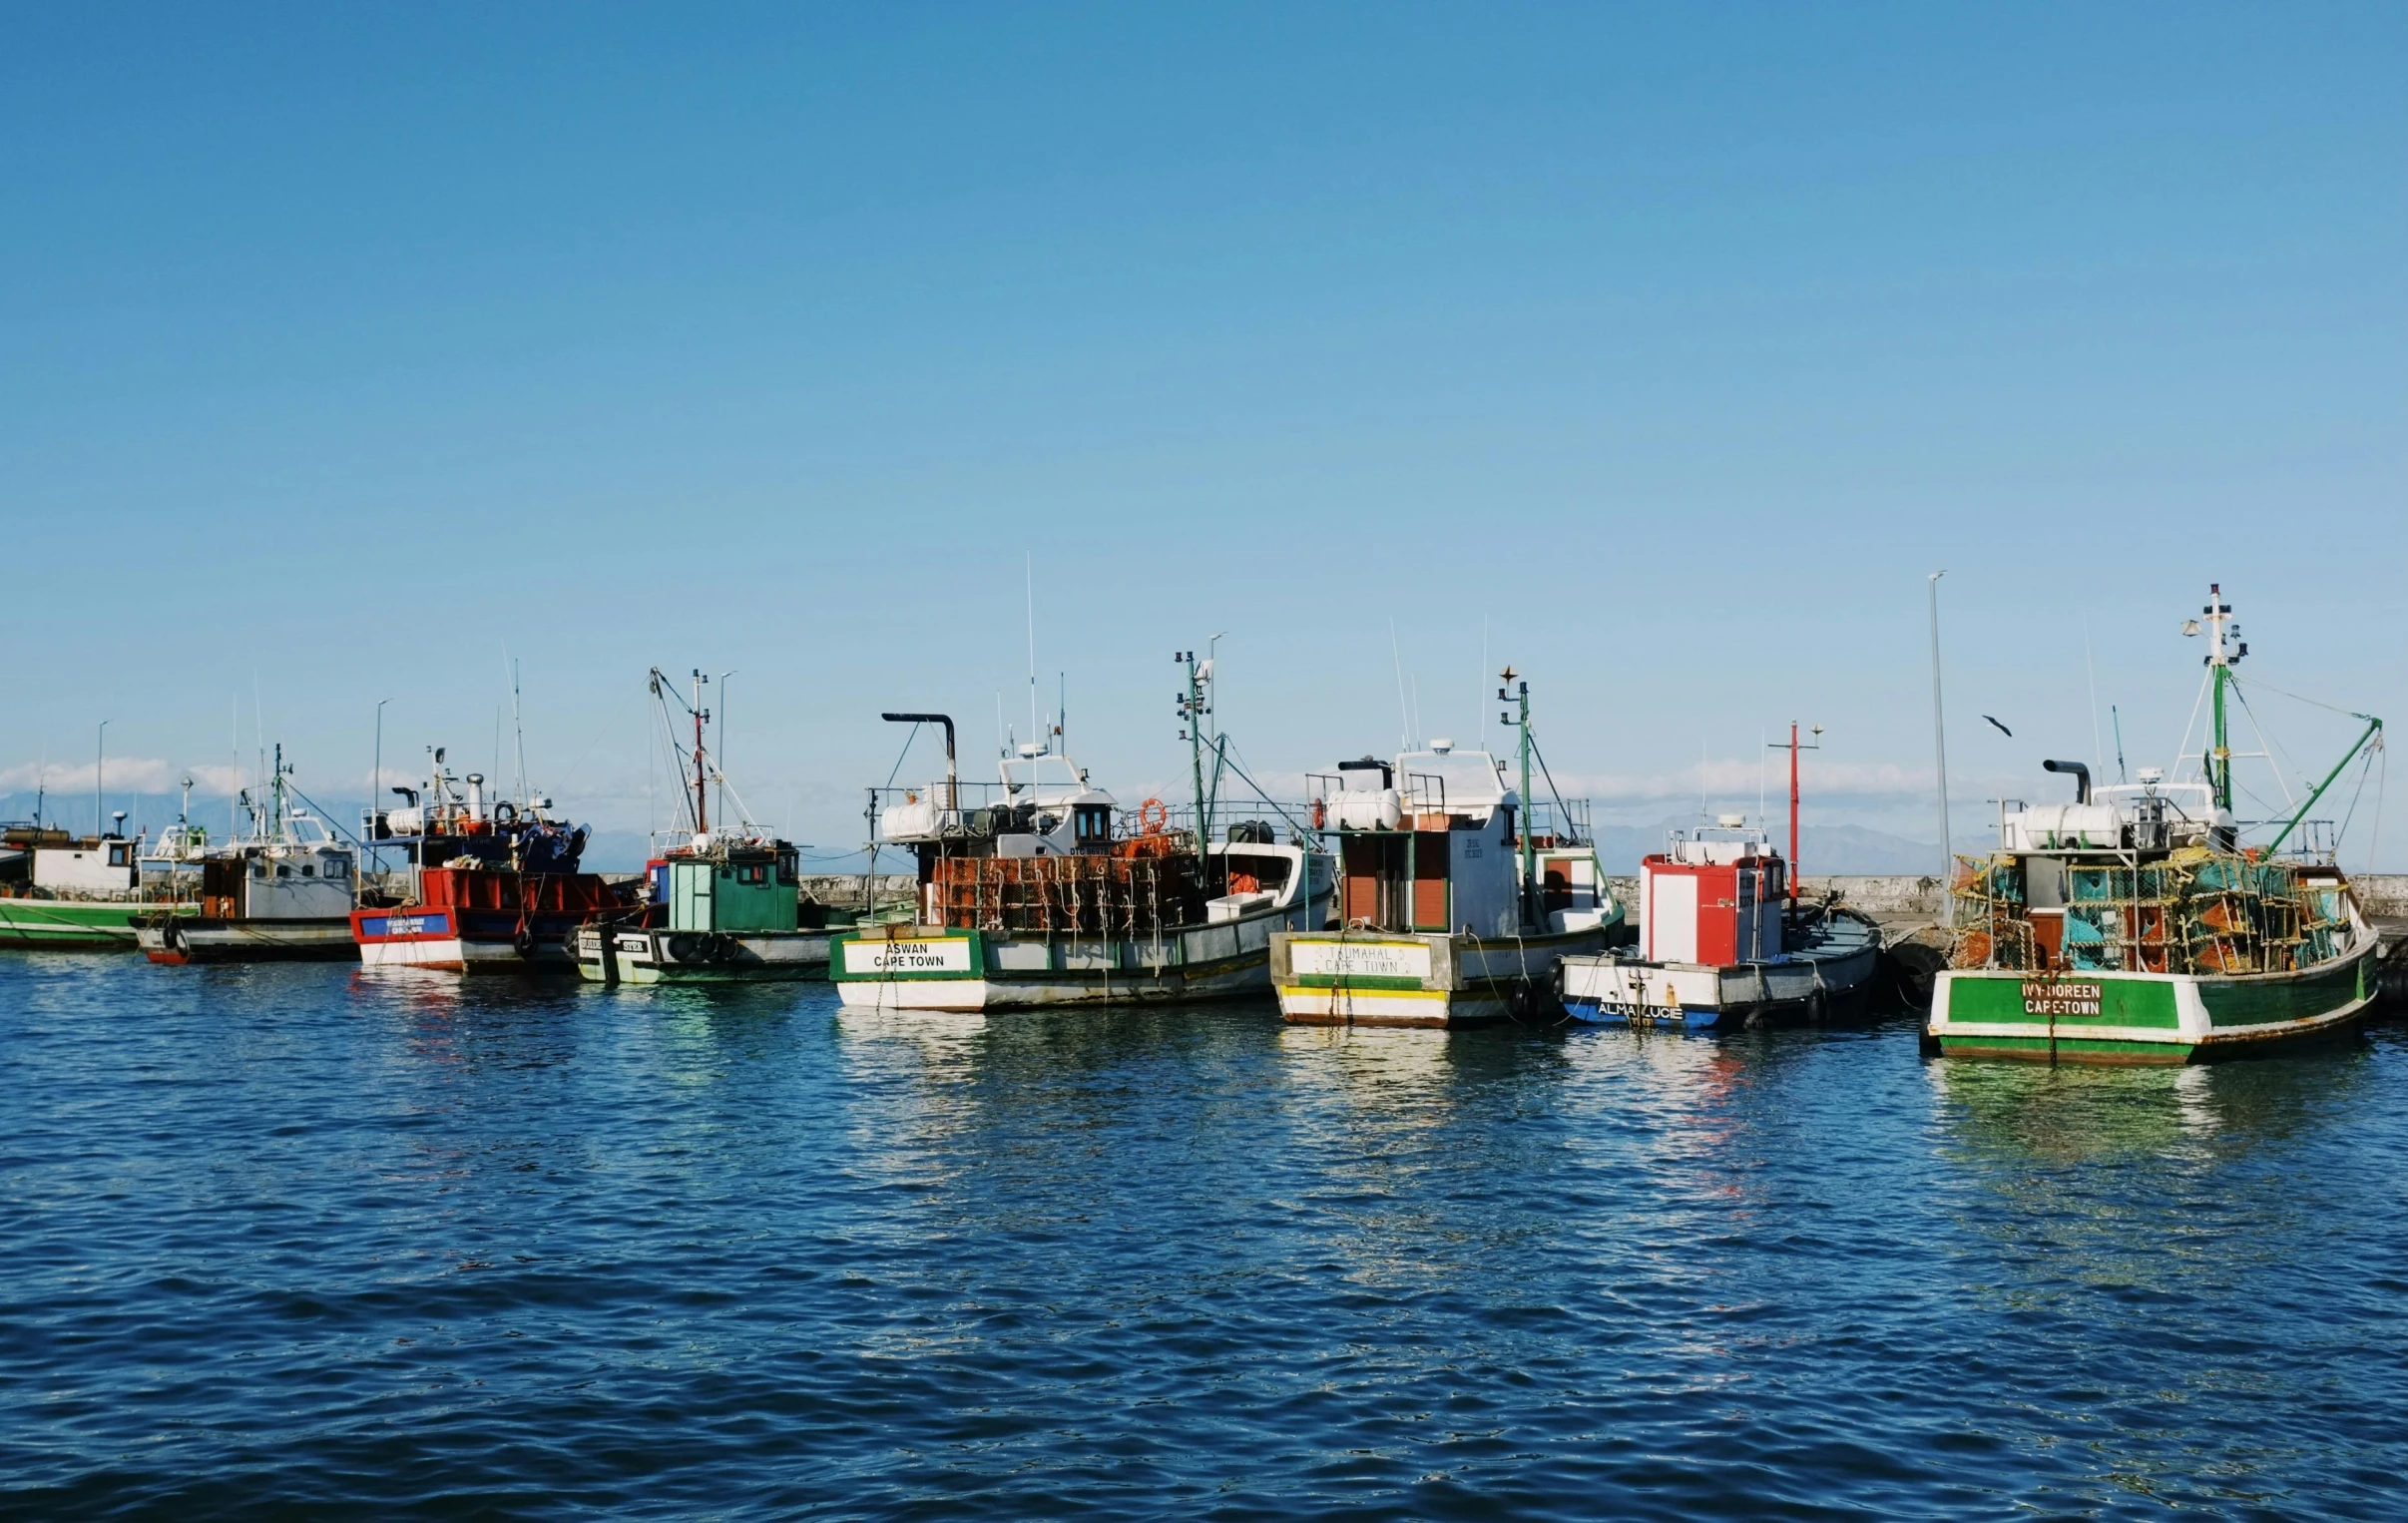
<box><xmin>1937</xmin><ymin>1033</ymin><xmax>2195</xmax><ymax>1065</ymax></box>
<box><xmin>2200</xmin><ymin>954</ymin><xmax>2368</xmax><ymax>1028</ymax></box>
<box><xmin>0</xmin><ymin>901</ymin><xmax>197</xmax><ymax>947</ymax></box>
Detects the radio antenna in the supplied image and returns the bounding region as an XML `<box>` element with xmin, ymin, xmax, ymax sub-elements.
<box><xmin>507</xmin><ymin>650</ymin><xmax>528</xmax><ymax>803</ymax></box>
<box><xmin>1026</xmin><ymin>552</ymin><xmax>1040</xmax><ymax>750</ymax></box>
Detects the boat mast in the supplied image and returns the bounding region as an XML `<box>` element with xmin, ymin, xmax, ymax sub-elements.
<box><xmin>1179</xmin><ymin>649</ymin><xmax>1209</xmax><ymax>849</ymax></box>
<box><xmin>1769</xmin><ymin>723</ymin><xmax>1822</xmax><ymax>904</ymax></box>
<box><xmin>1502</xmin><ymin>666</ymin><xmax>1532</xmax><ymax>930</ymax></box>
<box><xmin>690</xmin><ymin>669</ymin><xmax>711</xmax><ymax>834</ymax></box>
<box><xmin>2205</xmin><ymin>583</ymin><xmax>2235</xmax><ymax>814</ymax></box>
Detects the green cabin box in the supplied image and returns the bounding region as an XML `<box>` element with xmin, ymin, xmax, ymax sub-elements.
<box><xmin>667</xmin><ymin>854</ymin><xmax>796</xmax><ymax>934</ymax></box>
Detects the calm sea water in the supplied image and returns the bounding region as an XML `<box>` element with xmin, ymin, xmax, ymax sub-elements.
<box><xmin>3</xmin><ymin>955</ymin><xmax>2403</xmax><ymax>1520</ymax></box>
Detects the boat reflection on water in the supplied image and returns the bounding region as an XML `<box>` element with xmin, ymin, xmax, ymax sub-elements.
<box><xmin>1927</xmin><ymin>1039</ymin><xmax>2373</xmax><ymax>1168</ymax></box>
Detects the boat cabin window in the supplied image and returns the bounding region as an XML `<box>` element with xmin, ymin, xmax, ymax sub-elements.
<box><xmin>276</xmin><ymin>864</ymin><xmax>292</xmax><ymax>878</ymax></box>
<box><xmin>776</xmin><ymin>849</ymin><xmax>798</xmax><ymax>885</ymax></box>
<box><xmin>301</xmin><ymin>864</ymin><xmax>315</xmax><ymax>877</ymax></box>
<box><xmin>107</xmin><ymin>843</ymin><xmax>129</xmax><ymax>866</ymax></box>
<box><xmin>1224</xmin><ymin>851</ymin><xmax>1291</xmax><ymax>892</ymax></box>
<box><xmin>325</xmin><ymin>857</ymin><xmax>349</xmax><ymax>879</ymax></box>
<box><xmin>1074</xmin><ymin>805</ymin><xmax>1111</xmax><ymax>846</ymax></box>
<box><xmin>251</xmin><ymin>864</ymin><xmax>267</xmax><ymax>879</ymax></box>
<box><xmin>734</xmin><ymin>862</ymin><xmax>768</xmax><ymax>886</ymax></box>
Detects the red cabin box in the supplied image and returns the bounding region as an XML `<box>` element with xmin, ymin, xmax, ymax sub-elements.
<box><xmin>1640</xmin><ymin>830</ymin><xmax>1785</xmax><ymax>967</ymax></box>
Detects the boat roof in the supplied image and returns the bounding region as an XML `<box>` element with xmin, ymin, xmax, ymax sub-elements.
<box><xmin>1394</xmin><ymin>748</ymin><xmax>1509</xmax><ymax>810</ymax></box>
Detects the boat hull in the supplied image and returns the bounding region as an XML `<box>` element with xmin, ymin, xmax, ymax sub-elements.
<box><xmin>1270</xmin><ymin>926</ymin><xmax>1608</xmax><ymax>1028</ymax></box>
<box><xmin>577</xmin><ymin>925</ymin><xmax>832</xmax><ymax>984</ymax></box>
<box><xmin>352</xmin><ymin>907</ymin><xmax>585</xmax><ymax>974</ymax></box>
<box><xmin>137</xmin><ymin>915</ymin><xmax>359</xmax><ymax>964</ymax></box>
<box><xmin>1926</xmin><ymin>936</ymin><xmax>2379</xmax><ymax>1064</ymax></box>
<box><xmin>1560</xmin><ymin>932</ymin><xmax>1881</xmax><ymax>1032</ymax></box>
<box><xmin>0</xmin><ymin>898</ymin><xmax>195</xmax><ymax>949</ymax></box>
<box><xmin>831</xmin><ymin>894</ymin><xmax>1326</xmax><ymax>1011</ymax></box>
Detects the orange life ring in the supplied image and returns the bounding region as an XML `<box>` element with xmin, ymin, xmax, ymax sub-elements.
<box><xmin>1138</xmin><ymin>797</ymin><xmax>1169</xmax><ymax>835</ymax></box>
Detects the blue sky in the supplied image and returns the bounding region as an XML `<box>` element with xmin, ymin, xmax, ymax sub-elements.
<box><xmin>5</xmin><ymin>4</ymin><xmax>2403</xmax><ymax>866</ymax></box>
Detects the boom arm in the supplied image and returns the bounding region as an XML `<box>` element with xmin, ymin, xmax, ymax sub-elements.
<box><xmin>2262</xmin><ymin>714</ymin><xmax>2383</xmax><ymax>856</ymax></box>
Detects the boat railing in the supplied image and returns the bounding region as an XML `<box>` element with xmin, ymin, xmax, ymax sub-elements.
<box><xmin>1147</xmin><ymin>801</ymin><xmax>1314</xmax><ymax>846</ymax></box>
<box><xmin>1524</xmin><ymin>798</ymin><xmax>1592</xmax><ymax>846</ymax></box>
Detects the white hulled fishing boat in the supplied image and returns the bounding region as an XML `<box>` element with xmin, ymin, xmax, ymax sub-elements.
<box><xmin>1559</xmin><ymin>726</ymin><xmax>1883</xmax><ymax>1030</ymax></box>
<box><xmin>1270</xmin><ymin>669</ymin><xmax>1623</xmax><ymax>1027</ymax></box>
<box><xmin>136</xmin><ymin>750</ymin><xmax>360</xmax><ymax>963</ymax></box>
<box><xmin>830</xmin><ymin>650</ymin><xmax>1334</xmax><ymax>1010</ymax></box>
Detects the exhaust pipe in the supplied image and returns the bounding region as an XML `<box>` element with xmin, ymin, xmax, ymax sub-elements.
<box><xmin>883</xmin><ymin>713</ymin><xmax>957</xmax><ymax>807</ymax></box>
<box><xmin>2042</xmin><ymin>759</ymin><xmax>2091</xmax><ymax>804</ymax></box>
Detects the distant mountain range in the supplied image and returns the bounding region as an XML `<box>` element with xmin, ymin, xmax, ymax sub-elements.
<box><xmin>1594</xmin><ymin>818</ymin><xmax>1950</xmax><ymax>875</ymax></box>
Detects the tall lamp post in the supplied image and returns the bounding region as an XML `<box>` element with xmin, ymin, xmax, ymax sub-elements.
<box><xmin>1927</xmin><ymin>572</ymin><xmax>1953</xmax><ymax>926</ymax></box>
<box><xmin>372</xmin><ymin>698</ymin><xmax>389</xmax><ymax>879</ymax></box>
<box><xmin>96</xmin><ymin>720</ymin><xmax>110</xmax><ymax>838</ymax></box>
<box><xmin>717</xmin><ymin>670</ymin><xmax>737</xmax><ymax>829</ymax></box>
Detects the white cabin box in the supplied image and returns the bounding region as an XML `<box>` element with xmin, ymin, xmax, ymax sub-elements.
<box><xmin>34</xmin><ymin>840</ymin><xmax>139</xmax><ymax>895</ymax></box>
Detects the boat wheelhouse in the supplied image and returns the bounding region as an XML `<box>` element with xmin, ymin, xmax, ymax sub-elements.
<box><xmin>1271</xmin><ymin>671</ymin><xmax>1623</xmax><ymax>1027</ymax></box>
<box><xmin>831</xmin><ymin>654</ymin><xmax>1335</xmax><ymax>1010</ymax></box>
<box><xmin>136</xmin><ymin>750</ymin><xmax>360</xmax><ymax>963</ymax></box>
<box><xmin>1927</xmin><ymin>586</ymin><xmax>2384</xmax><ymax>1064</ymax></box>
<box><xmin>577</xmin><ymin>668</ymin><xmax>833</xmax><ymax>984</ymax></box>
<box><xmin>351</xmin><ymin>747</ymin><xmax>625</xmax><ymax>973</ymax></box>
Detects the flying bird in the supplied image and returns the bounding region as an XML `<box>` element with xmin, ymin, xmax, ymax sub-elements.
<box><xmin>1983</xmin><ymin>716</ymin><xmax>2013</xmax><ymax>738</ymax></box>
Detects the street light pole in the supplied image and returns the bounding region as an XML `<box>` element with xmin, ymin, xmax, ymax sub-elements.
<box><xmin>372</xmin><ymin>698</ymin><xmax>389</xmax><ymax>880</ymax></box>
<box><xmin>1927</xmin><ymin>573</ymin><xmax>1953</xmax><ymax>927</ymax></box>
<box><xmin>718</xmin><ymin>670</ymin><xmax>737</xmax><ymax>829</ymax></box>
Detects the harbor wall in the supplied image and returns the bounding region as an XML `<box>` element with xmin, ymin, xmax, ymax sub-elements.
<box><xmin>1608</xmin><ymin>874</ymin><xmax>2408</xmax><ymax>923</ymax></box>
<box><xmin>798</xmin><ymin>873</ymin><xmax>918</xmax><ymax>909</ymax></box>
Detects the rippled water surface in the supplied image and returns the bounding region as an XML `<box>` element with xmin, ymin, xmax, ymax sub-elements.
<box><xmin>4</xmin><ymin>954</ymin><xmax>2405</xmax><ymax>1519</ymax></box>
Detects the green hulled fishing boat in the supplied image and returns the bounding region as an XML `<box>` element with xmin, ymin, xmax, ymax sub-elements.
<box><xmin>1928</xmin><ymin>585</ymin><xmax>2383</xmax><ymax>1064</ymax></box>
<box><xmin>1</xmin><ymin>813</ymin><xmax>202</xmax><ymax>949</ymax></box>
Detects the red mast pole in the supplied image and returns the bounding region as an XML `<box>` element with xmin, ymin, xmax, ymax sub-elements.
<box><xmin>1787</xmin><ymin>721</ymin><xmax>1800</xmax><ymax>904</ymax></box>
<box><xmin>693</xmin><ymin>670</ymin><xmax>710</xmax><ymax>833</ymax></box>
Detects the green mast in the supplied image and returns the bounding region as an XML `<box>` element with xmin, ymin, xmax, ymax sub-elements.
<box><xmin>2199</xmin><ymin>583</ymin><xmax>2239</xmax><ymax>815</ymax></box>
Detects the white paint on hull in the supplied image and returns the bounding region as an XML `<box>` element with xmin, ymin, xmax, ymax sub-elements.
<box><xmin>358</xmin><ymin>937</ymin><xmax>572</xmax><ymax>974</ymax></box>
<box><xmin>834</xmin><ymin>953</ymin><xmax>1270</xmax><ymax>1010</ymax></box>
<box><xmin>1561</xmin><ymin>940</ymin><xmax>1880</xmax><ymax>1028</ymax></box>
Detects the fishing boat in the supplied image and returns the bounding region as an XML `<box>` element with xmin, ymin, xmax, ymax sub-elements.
<box><xmin>1270</xmin><ymin>670</ymin><xmax>1622</xmax><ymax>1027</ymax></box>
<box><xmin>830</xmin><ymin>651</ymin><xmax>1335</xmax><ymax>1010</ymax></box>
<box><xmin>0</xmin><ymin>804</ymin><xmax>198</xmax><ymax>949</ymax></box>
<box><xmin>135</xmin><ymin>750</ymin><xmax>361</xmax><ymax>963</ymax></box>
<box><xmin>1927</xmin><ymin>586</ymin><xmax>2384</xmax><ymax>1064</ymax></box>
<box><xmin>576</xmin><ymin>668</ymin><xmax>833</xmax><ymax>984</ymax></box>
<box><xmin>1559</xmin><ymin>725</ymin><xmax>1883</xmax><ymax>1030</ymax></box>
<box><xmin>350</xmin><ymin>747</ymin><xmax>626</xmax><ymax>973</ymax></box>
